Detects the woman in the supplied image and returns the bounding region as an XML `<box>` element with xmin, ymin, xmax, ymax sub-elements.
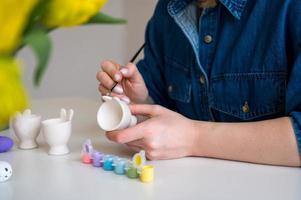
<box><xmin>96</xmin><ymin>0</ymin><xmax>301</xmax><ymax>166</ymax></box>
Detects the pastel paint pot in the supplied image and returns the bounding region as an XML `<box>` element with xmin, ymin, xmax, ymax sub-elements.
<box><xmin>140</xmin><ymin>165</ymin><xmax>154</xmax><ymax>183</ymax></box>
<box><xmin>113</xmin><ymin>158</ymin><xmax>127</xmax><ymax>175</ymax></box>
<box><xmin>0</xmin><ymin>136</ymin><xmax>13</xmax><ymax>153</ymax></box>
<box><xmin>92</xmin><ymin>152</ymin><xmax>103</xmax><ymax>167</ymax></box>
<box><xmin>82</xmin><ymin>153</ymin><xmax>92</xmax><ymax>164</ymax></box>
<box><xmin>103</xmin><ymin>155</ymin><xmax>114</xmax><ymax>171</ymax></box>
<box><xmin>125</xmin><ymin>162</ymin><xmax>138</xmax><ymax>179</ymax></box>
<box><xmin>126</xmin><ymin>166</ymin><xmax>139</xmax><ymax>179</ymax></box>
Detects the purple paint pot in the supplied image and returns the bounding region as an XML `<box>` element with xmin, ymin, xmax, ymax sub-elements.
<box><xmin>0</xmin><ymin>136</ymin><xmax>14</xmax><ymax>153</ymax></box>
<box><xmin>92</xmin><ymin>151</ymin><xmax>104</xmax><ymax>167</ymax></box>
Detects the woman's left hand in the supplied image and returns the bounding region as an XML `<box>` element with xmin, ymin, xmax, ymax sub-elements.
<box><xmin>106</xmin><ymin>104</ymin><xmax>200</xmax><ymax>160</ymax></box>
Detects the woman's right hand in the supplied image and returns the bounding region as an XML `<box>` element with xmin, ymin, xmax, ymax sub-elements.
<box><xmin>96</xmin><ymin>60</ymin><xmax>149</xmax><ymax>104</ymax></box>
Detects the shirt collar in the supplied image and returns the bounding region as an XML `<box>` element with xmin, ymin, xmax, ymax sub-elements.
<box><xmin>219</xmin><ymin>0</ymin><xmax>248</xmax><ymax>19</ymax></box>
<box><xmin>168</xmin><ymin>0</ymin><xmax>248</xmax><ymax>20</ymax></box>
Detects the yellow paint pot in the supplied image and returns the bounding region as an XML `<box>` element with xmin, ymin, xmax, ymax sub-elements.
<box><xmin>140</xmin><ymin>165</ymin><xmax>154</xmax><ymax>183</ymax></box>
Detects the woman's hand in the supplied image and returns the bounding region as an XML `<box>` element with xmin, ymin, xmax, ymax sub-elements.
<box><xmin>96</xmin><ymin>61</ymin><xmax>148</xmax><ymax>103</ymax></box>
<box><xmin>106</xmin><ymin>104</ymin><xmax>200</xmax><ymax>160</ymax></box>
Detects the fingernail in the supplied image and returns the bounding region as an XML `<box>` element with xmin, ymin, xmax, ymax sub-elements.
<box><xmin>120</xmin><ymin>68</ymin><xmax>128</xmax><ymax>75</ymax></box>
<box><xmin>121</xmin><ymin>96</ymin><xmax>130</xmax><ymax>104</ymax></box>
<box><xmin>112</xmin><ymin>84</ymin><xmax>123</xmax><ymax>94</ymax></box>
<box><xmin>114</xmin><ymin>74</ymin><xmax>121</xmax><ymax>81</ymax></box>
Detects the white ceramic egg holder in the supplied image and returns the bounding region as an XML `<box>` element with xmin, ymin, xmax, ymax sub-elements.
<box><xmin>97</xmin><ymin>96</ymin><xmax>137</xmax><ymax>131</ymax></box>
<box><xmin>11</xmin><ymin>109</ymin><xmax>41</xmax><ymax>149</ymax></box>
<box><xmin>11</xmin><ymin>108</ymin><xmax>74</xmax><ymax>156</ymax></box>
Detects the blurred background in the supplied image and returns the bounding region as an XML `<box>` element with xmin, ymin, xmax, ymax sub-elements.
<box><xmin>18</xmin><ymin>0</ymin><xmax>157</xmax><ymax>100</ymax></box>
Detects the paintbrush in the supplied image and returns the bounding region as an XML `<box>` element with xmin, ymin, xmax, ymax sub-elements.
<box><xmin>110</xmin><ymin>43</ymin><xmax>145</xmax><ymax>92</ymax></box>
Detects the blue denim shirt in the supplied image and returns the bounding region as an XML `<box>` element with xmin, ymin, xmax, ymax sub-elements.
<box><xmin>136</xmin><ymin>0</ymin><xmax>301</xmax><ymax>154</ymax></box>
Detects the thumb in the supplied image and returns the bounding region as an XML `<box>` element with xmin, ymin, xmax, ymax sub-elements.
<box><xmin>106</xmin><ymin>122</ymin><xmax>145</xmax><ymax>144</ymax></box>
<box><xmin>129</xmin><ymin>104</ymin><xmax>166</xmax><ymax>116</ymax></box>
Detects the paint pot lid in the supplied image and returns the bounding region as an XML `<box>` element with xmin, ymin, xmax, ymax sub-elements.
<box><xmin>103</xmin><ymin>154</ymin><xmax>115</xmax><ymax>161</ymax></box>
<box><xmin>82</xmin><ymin>139</ymin><xmax>93</xmax><ymax>155</ymax></box>
<box><xmin>132</xmin><ymin>150</ymin><xmax>146</xmax><ymax>169</ymax></box>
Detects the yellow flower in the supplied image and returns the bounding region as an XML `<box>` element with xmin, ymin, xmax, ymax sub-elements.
<box><xmin>42</xmin><ymin>0</ymin><xmax>108</xmax><ymax>27</ymax></box>
<box><xmin>0</xmin><ymin>0</ymin><xmax>38</xmax><ymax>55</ymax></box>
<box><xmin>0</xmin><ymin>57</ymin><xmax>28</xmax><ymax>130</ymax></box>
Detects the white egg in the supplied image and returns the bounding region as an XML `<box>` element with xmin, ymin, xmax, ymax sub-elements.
<box><xmin>0</xmin><ymin>161</ymin><xmax>12</xmax><ymax>182</ymax></box>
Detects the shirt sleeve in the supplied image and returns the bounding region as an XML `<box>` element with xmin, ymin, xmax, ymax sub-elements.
<box><xmin>286</xmin><ymin>0</ymin><xmax>301</xmax><ymax>154</ymax></box>
<box><xmin>136</xmin><ymin>1</ymin><xmax>174</xmax><ymax>109</ymax></box>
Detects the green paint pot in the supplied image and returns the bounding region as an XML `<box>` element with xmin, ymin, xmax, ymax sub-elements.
<box><xmin>126</xmin><ymin>166</ymin><xmax>139</xmax><ymax>179</ymax></box>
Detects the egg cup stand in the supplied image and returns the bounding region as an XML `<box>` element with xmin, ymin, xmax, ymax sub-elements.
<box><xmin>10</xmin><ymin>108</ymin><xmax>73</xmax><ymax>156</ymax></box>
<box><xmin>81</xmin><ymin>139</ymin><xmax>154</xmax><ymax>183</ymax></box>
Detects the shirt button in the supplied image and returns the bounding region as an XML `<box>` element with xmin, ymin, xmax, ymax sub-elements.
<box><xmin>204</xmin><ymin>35</ymin><xmax>213</xmax><ymax>44</ymax></box>
<box><xmin>199</xmin><ymin>75</ymin><xmax>205</xmax><ymax>85</ymax></box>
<box><xmin>168</xmin><ymin>85</ymin><xmax>173</xmax><ymax>93</ymax></box>
<box><xmin>242</xmin><ymin>102</ymin><xmax>250</xmax><ymax>113</ymax></box>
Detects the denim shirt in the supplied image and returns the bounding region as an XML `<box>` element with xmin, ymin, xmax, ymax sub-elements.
<box><xmin>136</xmin><ymin>0</ymin><xmax>301</xmax><ymax>154</ymax></box>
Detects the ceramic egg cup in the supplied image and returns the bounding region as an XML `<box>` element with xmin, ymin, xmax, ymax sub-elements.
<box><xmin>42</xmin><ymin>109</ymin><xmax>74</xmax><ymax>156</ymax></box>
<box><xmin>11</xmin><ymin>108</ymin><xmax>74</xmax><ymax>156</ymax></box>
<box><xmin>97</xmin><ymin>96</ymin><xmax>137</xmax><ymax>131</ymax></box>
<box><xmin>11</xmin><ymin>109</ymin><xmax>41</xmax><ymax>150</ymax></box>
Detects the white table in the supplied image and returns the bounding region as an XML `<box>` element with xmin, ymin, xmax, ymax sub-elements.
<box><xmin>0</xmin><ymin>97</ymin><xmax>301</xmax><ymax>200</ymax></box>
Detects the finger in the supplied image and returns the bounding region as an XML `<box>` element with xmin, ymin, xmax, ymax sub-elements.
<box><xmin>98</xmin><ymin>85</ymin><xmax>130</xmax><ymax>104</ymax></box>
<box><xmin>120</xmin><ymin>63</ymin><xmax>138</xmax><ymax>79</ymax></box>
<box><xmin>126</xmin><ymin>144</ymin><xmax>142</xmax><ymax>153</ymax></box>
<box><xmin>129</xmin><ymin>104</ymin><xmax>165</xmax><ymax>116</ymax></box>
<box><xmin>110</xmin><ymin>93</ymin><xmax>131</xmax><ymax>104</ymax></box>
<box><xmin>145</xmin><ymin>151</ymin><xmax>159</xmax><ymax>161</ymax></box>
<box><xmin>101</xmin><ymin>60</ymin><xmax>122</xmax><ymax>82</ymax></box>
<box><xmin>99</xmin><ymin>84</ymin><xmax>124</xmax><ymax>96</ymax></box>
<box><xmin>106</xmin><ymin>122</ymin><xmax>146</xmax><ymax>144</ymax></box>
<box><xmin>98</xmin><ymin>84</ymin><xmax>110</xmax><ymax>95</ymax></box>
<box><xmin>97</xmin><ymin>71</ymin><xmax>120</xmax><ymax>92</ymax></box>
<box><xmin>126</xmin><ymin>139</ymin><xmax>145</xmax><ymax>148</ymax></box>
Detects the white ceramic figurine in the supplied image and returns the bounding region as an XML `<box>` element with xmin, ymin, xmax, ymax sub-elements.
<box><xmin>11</xmin><ymin>109</ymin><xmax>41</xmax><ymax>149</ymax></box>
<box><xmin>97</xmin><ymin>96</ymin><xmax>137</xmax><ymax>131</ymax></box>
<box><xmin>42</xmin><ymin>108</ymin><xmax>74</xmax><ymax>155</ymax></box>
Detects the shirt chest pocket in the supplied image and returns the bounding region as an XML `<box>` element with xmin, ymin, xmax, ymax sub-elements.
<box><xmin>164</xmin><ymin>57</ymin><xmax>192</xmax><ymax>103</ymax></box>
<box><xmin>209</xmin><ymin>72</ymin><xmax>286</xmax><ymax>121</ymax></box>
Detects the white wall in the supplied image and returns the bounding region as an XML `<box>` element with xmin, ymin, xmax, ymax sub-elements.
<box><xmin>18</xmin><ymin>0</ymin><xmax>156</xmax><ymax>100</ymax></box>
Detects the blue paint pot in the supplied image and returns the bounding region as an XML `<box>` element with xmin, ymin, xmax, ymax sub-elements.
<box><xmin>103</xmin><ymin>155</ymin><xmax>114</xmax><ymax>171</ymax></box>
<box><xmin>113</xmin><ymin>158</ymin><xmax>127</xmax><ymax>175</ymax></box>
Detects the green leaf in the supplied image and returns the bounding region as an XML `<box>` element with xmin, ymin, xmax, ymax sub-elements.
<box><xmin>23</xmin><ymin>29</ymin><xmax>52</xmax><ymax>86</ymax></box>
<box><xmin>24</xmin><ymin>0</ymin><xmax>49</xmax><ymax>34</ymax></box>
<box><xmin>87</xmin><ymin>12</ymin><xmax>127</xmax><ymax>24</ymax></box>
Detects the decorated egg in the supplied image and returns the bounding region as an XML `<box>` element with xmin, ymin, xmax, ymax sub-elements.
<box><xmin>0</xmin><ymin>161</ymin><xmax>12</xmax><ymax>182</ymax></box>
<box><xmin>0</xmin><ymin>136</ymin><xmax>13</xmax><ymax>153</ymax></box>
